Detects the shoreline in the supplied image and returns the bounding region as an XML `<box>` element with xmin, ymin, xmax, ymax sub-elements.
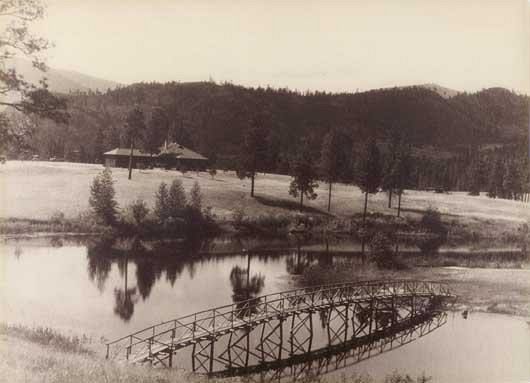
<box><xmin>0</xmin><ymin>209</ymin><xmax>525</xmax><ymax>243</ymax></box>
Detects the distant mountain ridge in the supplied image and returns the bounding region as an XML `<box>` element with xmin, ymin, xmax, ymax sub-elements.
<box><xmin>418</xmin><ymin>83</ymin><xmax>460</xmax><ymax>98</ymax></box>
<box><xmin>7</xmin><ymin>58</ymin><xmax>120</xmax><ymax>93</ymax></box>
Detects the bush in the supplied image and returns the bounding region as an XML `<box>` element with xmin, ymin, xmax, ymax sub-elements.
<box><xmin>49</xmin><ymin>210</ymin><xmax>66</xmax><ymax>225</ymax></box>
<box><xmin>369</xmin><ymin>232</ymin><xmax>394</xmax><ymax>258</ymax></box>
<box><xmin>232</xmin><ymin>206</ymin><xmax>246</xmax><ymax>227</ymax></box>
<box><xmin>88</xmin><ymin>167</ymin><xmax>118</xmax><ymax>226</ymax></box>
<box><xmin>420</xmin><ymin>207</ymin><xmax>447</xmax><ymax>236</ymax></box>
<box><xmin>128</xmin><ymin>199</ymin><xmax>149</xmax><ymax>226</ymax></box>
<box><xmin>208</xmin><ymin>168</ymin><xmax>217</xmax><ymax>179</ymax></box>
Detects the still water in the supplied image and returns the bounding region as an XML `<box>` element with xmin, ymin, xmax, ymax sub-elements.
<box><xmin>1</xmin><ymin>236</ymin><xmax>529</xmax><ymax>382</ymax></box>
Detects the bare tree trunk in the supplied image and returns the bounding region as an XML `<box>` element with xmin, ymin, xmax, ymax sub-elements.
<box><xmin>300</xmin><ymin>192</ymin><xmax>304</xmax><ymax>210</ymax></box>
<box><xmin>128</xmin><ymin>140</ymin><xmax>134</xmax><ymax>180</ymax></box>
<box><xmin>397</xmin><ymin>190</ymin><xmax>402</xmax><ymax>217</ymax></box>
<box><xmin>363</xmin><ymin>191</ymin><xmax>369</xmax><ymax>224</ymax></box>
<box><xmin>328</xmin><ymin>182</ymin><xmax>332</xmax><ymax>212</ymax></box>
<box><xmin>251</xmin><ymin>172</ymin><xmax>255</xmax><ymax>197</ymax></box>
<box><xmin>388</xmin><ymin>189</ymin><xmax>392</xmax><ymax>208</ymax></box>
<box><xmin>246</xmin><ymin>252</ymin><xmax>251</xmax><ymax>300</ymax></box>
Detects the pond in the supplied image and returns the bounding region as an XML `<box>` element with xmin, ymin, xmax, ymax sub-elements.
<box><xmin>1</xmin><ymin>236</ymin><xmax>529</xmax><ymax>382</ymax></box>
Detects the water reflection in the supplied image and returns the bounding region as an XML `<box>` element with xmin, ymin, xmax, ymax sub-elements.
<box><xmin>113</xmin><ymin>255</ymin><xmax>139</xmax><ymax>322</ymax></box>
<box><xmin>212</xmin><ymin>310</ymin><xmax>448</xmax><ymax>383</ymax></box>
<box><xmin>4</xmin><ymin>235</ymin><xmax>530</xmax><ymax>383</ymax></box>
<box><xmin>79</xmin><ymin>234</ymin><xmax>529</xmax><ymax>326</ymax></box>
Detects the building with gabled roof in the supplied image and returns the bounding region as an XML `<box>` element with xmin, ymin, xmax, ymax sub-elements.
<box><xmin>103</xmin><ymin>143</ymin><xmax>208</xmax><ymax>170</ymax></box>
<box><xmin>157</xmin><ymin>142</ymin><xmax>208</xmax><ymax>170</ymax></box>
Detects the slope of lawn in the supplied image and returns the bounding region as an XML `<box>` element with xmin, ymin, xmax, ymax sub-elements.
<box><xmin>1</xmin><ymin>161</ymin><xmax>529</xmax><ymax>229</ymax></box>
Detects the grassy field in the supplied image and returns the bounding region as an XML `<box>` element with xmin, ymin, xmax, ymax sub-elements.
<box><xmin>1</xmin><ymin>161</ymin><xmax>528</xmax><ymax>232</ymax></box>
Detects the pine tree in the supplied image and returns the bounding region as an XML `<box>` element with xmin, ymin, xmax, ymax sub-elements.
<box><xmin>89</xmin><ymin>167</ymin><xmax>118</xmax><ymax>225</ymax></box>
<box><xmin>125</xmin><ymin>106</ymin><xmax>146</xmax><ymax>180</ymax></box>
<box><xmin>319</xmin><ymin>130</ymin><xmax>340</xmax><ymax>212</ymax></box>
<box><xmin>356</xmin><ymin>139</ymin><xmax>383</xmax><ymax>223</ymax></box>
<box><xmin>145</xmin><ymin>107</ymin><xmax>168</xmax><ymax>156</ymax></box>
<box><xmin>381</xmin><ymin>131</ymin><xmax>400</xmax><ymax>208</ymax></box>
<box><xmin>168</xmin><ymin>179</ymin><xmax>187</xmax><ymax>219</ymax></box>
<box><xmin>503</xmin><ymin>160</ymin><xmax>522</xmax><ymax>200</ymax></box>
<box><xmin>154</xmin><ymin>182</ymin><xmax>169</xmax><ymax>224</ymax></box>
<box><xmin>238</xmin><ymin>114</ymin><xmax>269</xmax><ymax>197</ymax></box>
<box><xmin>289</xmin><ymin>139</ymin><xmax>319</xmax><ymax>209</ymax></box>
<box><xmin>394</xmin><ymin>144</ymin><xmax>413</xmax><ymax>217</ymax></box>
<box><xmin>190</xmin><ymin>181</ymin><xmax>203</xmax><ymax>212</ymax></box>
<box><xmin>487</xmin><ymin>158</ymin><xmax>504</xmax><ymax>198</ymax></box>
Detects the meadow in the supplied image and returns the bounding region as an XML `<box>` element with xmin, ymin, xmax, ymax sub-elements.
<box><xmin>0</xmin><ymin>160</ymin><xmax>528</xmax><ymax>236</ymax></box>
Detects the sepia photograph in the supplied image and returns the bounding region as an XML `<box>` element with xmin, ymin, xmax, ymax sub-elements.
<box><xmin>1</xmin><ymin>0</ymin><xmax>529</xmax><ymax>382</ymax></box>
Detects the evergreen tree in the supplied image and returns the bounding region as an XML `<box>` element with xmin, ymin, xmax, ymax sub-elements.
<box><xmin>503</xmin><ymin>160</ymin><xmax>522</xmax><ymax>200</ymax></box>
<box><xmin>467</xmin><ymin>156</ymin><xmax>487</xmax><ymax>196</ymax></box>
<box><xmin>394</xmin><ymin>144</ymin><xmax>413</xmax><ymax>217</ymax></box>
<box><xmin>190</xmin><ymin>181</ymin><xmax>203</xmax><ymax>211</ymax></box>
<box><xmin>145</xmin><ymin>107</ymin><xmax>168</xmax><ymax>156</ymax></box>
<box><xmin>89</xmin><ymin>167</ymin><xmax>118</xmax><ymax>225</ymax></box>
<box><xmin>154</xmin><ymin>182</ymin><xmax>170</xmax><ymax>224</ymax></box>
<box><xmin>356</xmin><ymin>139</ymin><xmax>383</xmax><ymax>223</ymax></box>
<box><xmin>125</xmin><ymin>106</ymin><xmax>146</xmax><ymax>180</ymax></box>
<box><xmin>168</xmin><ymin>179</ymin><xmax>187</xmax><ymax>219</ymax></box>
<box><xmin>487</xmin><ymin>158</ymin><xmax>504</xmax><ymax>198</ymax></box>
<box><xmin>319</xmin><ymin>130</ymin><xmax>340</xmax><ymax>212</ymax></box>
<box><xmin>289</xmin><ymin>139</ymin><xmax>319</xmax><ymax>209</ymax></box>
<box><xmin>237</xmin><ymin>114</ymin><xmax>268</xmax><ymax>197</ymax></box>
<box><xmin>381</xmin><ymin>131</ymin><xmax>401</xmax><ymax>208</ymax></box>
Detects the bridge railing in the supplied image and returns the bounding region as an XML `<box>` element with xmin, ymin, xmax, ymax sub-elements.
<box><xmin>105</xmin><ymin>279</ymin><xmax>453</xmax><ymax>361</ymax></box>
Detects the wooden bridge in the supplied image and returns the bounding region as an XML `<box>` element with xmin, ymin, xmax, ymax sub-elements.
<box><xmin>105</xmin><ymin>280</ymin><xmax>454</xmax><ymax>374</ymax></box>
<box><xmin>212</xmin><ymin>310</ymin><xmax>448</xmax><ymax>382</ymax></box>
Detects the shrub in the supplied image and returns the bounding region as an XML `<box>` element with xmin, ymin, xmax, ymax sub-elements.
<box><xmin>182</xmin><ymin>205</ymin><xmax>205</xmax><ymax>236</ymax></box>
<box><xmin>369</xmin><ymin>232</ymin><xmax>394</xmax><ymax>258</ymax></box>
<box><xmin>208</xmin><ymin>168</ymin><xmax>217</xmax><ymax>179</ymax></box>
<box><xmin>49</xmin><ymin>210</ymin><xmax>66</xmax><ymax>225</ymax></box>
<box><xmin>420</xmin><ymin>207</ymin><xmax>447</xmax><ymax>236</ymax></box>
<box><xmin>154</xmin><ymin>182</ymin><xmax>169</xmax><ymax>224</ymax></box>
<box><xmin>232</xmin><ymin>206</ymin><xmax>246</xmax><ymax>227</ymax></box>
<box><xmin>128</xmin><ymin>199</ymin><xmax>149</xmax><ymax>226</ymax></box>
<box><xmin>88</xmin><ymin>167</ymin><xmax>118</xmax><ymax>226</ymax></box>
<box><xmin>190</xmin><ymin>181</ymin><xmax>202</xmax><ymax>211</ymax></box>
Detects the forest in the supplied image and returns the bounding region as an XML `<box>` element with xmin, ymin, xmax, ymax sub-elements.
<box><xmin>4</xmin><ymin>81</ymin><xmax>529</xmax><ymax>198</ymax></box>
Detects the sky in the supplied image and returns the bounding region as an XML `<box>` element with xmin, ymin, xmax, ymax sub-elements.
<box><xmin>33</xmin><ymin>0</ymin><xmax>530</xmax><ymax>94</ymax></box>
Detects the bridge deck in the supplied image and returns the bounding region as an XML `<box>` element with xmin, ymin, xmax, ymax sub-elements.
<box><xmin>106</xmin><ymin>279</ymin><xmax>454</xmax><ymax>364</ymax></box>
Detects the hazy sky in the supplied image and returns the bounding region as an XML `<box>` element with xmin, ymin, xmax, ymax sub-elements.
<box><xmin>34</xmin><ymin>0</ymin><xmax>530</xmax><ymax>93</ymax></box>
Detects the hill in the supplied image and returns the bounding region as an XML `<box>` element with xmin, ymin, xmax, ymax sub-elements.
<box><xmin>7</xmin><ymin>58</ymin><xmax>120</xmax><ymax>93</ymax></box>
<box><xmin>418</xmin><ymin>83</ymin><xmax>460</xmax><ymax>99</ymax></box>
<box><xmin>8</xmin><ymin>80</ymin><xmax>528</xmax><ymax>191</ymax></box>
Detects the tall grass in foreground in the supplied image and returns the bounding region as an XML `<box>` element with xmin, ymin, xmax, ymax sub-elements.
<box><xmin>0</xmin><ymin>323</ymin><xmax>92</xmax><ymax>354</ymax></box>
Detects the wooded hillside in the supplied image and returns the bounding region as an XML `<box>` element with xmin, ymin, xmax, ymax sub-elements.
<box><xmin>6</xmin><ymin>81</ymin><xmax>529</xmax><ymax>188</ymax></box>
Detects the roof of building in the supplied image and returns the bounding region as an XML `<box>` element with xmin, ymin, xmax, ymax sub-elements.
<box><xmin>103</xmin><ymin>148</ymin><xmax>153</xmax><ymax>157</ymax></box>
<box><xmin>103</xmin><ymin>143</ymin><xmax>208</xmax><ymax>161</ymax></box>
<box><xmin>158</xmin><ymin>143</ymin><xmax>208</xmax><ymax>161</ymax></box>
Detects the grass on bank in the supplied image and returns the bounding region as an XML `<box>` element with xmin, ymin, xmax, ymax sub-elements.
<box><xmin>0</xmin><ymin>324</ymin><xmax>432</xmax><ymax>383</ymax></box>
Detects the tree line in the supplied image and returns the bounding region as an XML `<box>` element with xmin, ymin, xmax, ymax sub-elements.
<box><xmin>239</xmin><ymin>120</ymin><xmax>415</xmax><ymax>219</ymax></box>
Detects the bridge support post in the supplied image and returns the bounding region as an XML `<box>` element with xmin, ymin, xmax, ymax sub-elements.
<box><xmin>209</xmin><ymin>339</ymin><xmax>215</xmax><ymax>373</ymax></box>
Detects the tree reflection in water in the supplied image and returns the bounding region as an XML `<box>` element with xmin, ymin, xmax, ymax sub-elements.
<box><xmin>113</xmin><ymin>255</ymin><xmax>138</xmax><ymax>322</ymax></box>
<box><xmin>229</xmin><ymin>253</ymin><xmax>265</xmax><ymax>317</ymax></box>
<box><xmin>86</xmin><ymin>236</ymin><xmax>225</xmax><ymax>322</ymax></box>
